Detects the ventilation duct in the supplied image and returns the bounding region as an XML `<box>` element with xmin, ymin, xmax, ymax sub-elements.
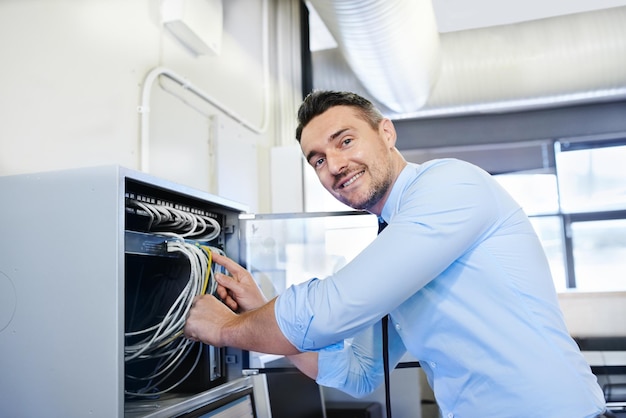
<box><xmin>308</xmin><ymin>2</ymin><xmax>626</xmax><ymax>119</ymax></box>
<box><xmin>308</xmin><ymin>0</ymin><xmax>441</xmax><ymax>113</ymax></box>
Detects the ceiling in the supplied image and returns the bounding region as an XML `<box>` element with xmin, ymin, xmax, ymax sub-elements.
<box><xmin>310</xmin><ymin>0</ymin><xmax>626</xmax><ymax>47</ymax></box>
<box><xmin>306</xmin><ymin>0</ymin><xmax>626</xmax><ymax>119</ymax></box>
<box><xmin>431</xmin><ymin>0</ymin><xmax>626</xmax><ymax>33</ymax></box>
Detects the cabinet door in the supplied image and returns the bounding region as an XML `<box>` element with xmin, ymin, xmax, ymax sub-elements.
<box><xmin>239</xmin><ymin>211</ymin><xmax>378</xmax><ymax>369</ymax></box>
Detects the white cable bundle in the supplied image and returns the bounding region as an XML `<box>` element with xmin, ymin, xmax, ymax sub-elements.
<box><xmin>129</xmin><ymin>199</ymin><xmax>221</xmax><ymax>241</ymax></box>
<box><xmin>124</xmin><ymin>239</ymin><xmax>221</xmax><ymax>396</ymax></box>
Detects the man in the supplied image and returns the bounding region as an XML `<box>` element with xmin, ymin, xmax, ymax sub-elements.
<box><xmin>185</xmin><ymin>91</ymin><xmax>608</xmax><ymax>417</ymax></box>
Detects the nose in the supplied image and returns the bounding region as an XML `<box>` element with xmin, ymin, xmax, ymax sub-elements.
<box><xmin>326</xmin><ymin>150</ymin><xmax>348</xmax><ymax>175</ymax></box>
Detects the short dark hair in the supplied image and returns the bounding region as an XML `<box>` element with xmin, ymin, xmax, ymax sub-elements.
<box><xmin>295</xmin><ymin>91</ymin><xmax>384</xmax><ymax>142</ymax></box>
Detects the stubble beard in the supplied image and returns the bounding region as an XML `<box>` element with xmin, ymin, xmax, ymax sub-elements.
<box><xmin>337</xmin><ymin>165</ymin><xmax>394</xmax><ymax>212</ymax></box>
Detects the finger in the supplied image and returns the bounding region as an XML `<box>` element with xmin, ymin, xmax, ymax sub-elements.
<box><xmin>183</xmin><ymin>318</ymin><xmax>196</xmax><ymax>339</ymax></box>
<box><xmin>216</xmin><ymin>283</ymin><xmax>229</xmax><ymax>299</ymax></box>
<box><xmin>223</xmin><ymin>296</ymin><xmax>239</xmax><ymax>311</ymax></box>
<box><xmin>211</xmin><ymin>252</ymin><xmax>247</xmax><ymax>276</ymax></box>
<box><xmin>215</xmin><ymin>272</ymin><xmax>242</xmax><ymax>291</ymax></box>
<box><xmin>216</xmin><ymin>284</ymin><xmax>239</xmax><ymax>311</ymax></box>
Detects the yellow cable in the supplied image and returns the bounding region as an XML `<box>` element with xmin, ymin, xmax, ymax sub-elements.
<box><xmin>199</xmin><ymin>244</ymin><xmax>212</xmax><ymax>295</ymax></box>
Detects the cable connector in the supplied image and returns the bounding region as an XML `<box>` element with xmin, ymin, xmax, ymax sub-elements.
<box><xmin>165</xmin><ymin>239</ymin><xmax>183</xmax><ymax>252</ymax></box>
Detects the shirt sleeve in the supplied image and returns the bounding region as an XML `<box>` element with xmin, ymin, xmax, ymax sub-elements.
<box><xmin>315</xmin><ymin>320</ymin><xmax>407</xmax><ymax>397</ymax></box>
<box><xmin>274</xmin><ymin>279</ymin><xmax>345</xmax><ymax>352</ymax></box>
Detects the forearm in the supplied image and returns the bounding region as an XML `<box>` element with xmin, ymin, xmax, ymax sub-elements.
<box><xmin>222</xmin><ymin>298</ymin><xmax>301</xmax><ymax>355</ymax></box>
<box><xmin>287</xmin><ymin>352</ymin><xmax>319</xmax><ymax>380</ymax></box>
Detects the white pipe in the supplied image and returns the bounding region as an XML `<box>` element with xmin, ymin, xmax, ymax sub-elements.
<box><xmin>309</xmin><ymin>0</ymin><xmax>441</xmax><ymax>113</ymax></box>
<box><xmin>139</xmin><ymin>0</ymin><xmax>270</xmax><ymax>172</ymax></box>
<box><xmin>311</xmin><ymin>2</ymin><xmax>626</xmax><ymax>119</ymax></box>
<box><xmin>414</xmin><ymin>6</ymin><xmax>626</xmax><ymax>118</ymax></box>
<box><xmin>394</xmin><ymin>87</ymin><xmax>626</xmax><ymax>119</ymax></box>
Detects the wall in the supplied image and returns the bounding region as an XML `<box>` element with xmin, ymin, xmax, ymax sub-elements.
<box><xmin>0</xmin><ymin>0</ymin><xmax>304</xmax><ymax>213</ymax></box>
<box><xmin>393</xmin><ymin>99</ymin><xmax>626</xmax><ymax>151</ymax></box>
<box><xmin>559</xmin><ymin>291</ymin><xmax>626</xmax><ymax>338</ymax></box>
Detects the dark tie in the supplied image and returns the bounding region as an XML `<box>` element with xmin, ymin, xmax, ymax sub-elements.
<box><xmin>378</xmin><ymin>220</ymin><xmax>392</xmax><ymax>418</ymax></box>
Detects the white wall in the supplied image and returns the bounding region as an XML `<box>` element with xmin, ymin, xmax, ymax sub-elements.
<box><xmin>559</xmin><ymin>291</ymin><xmax>626</xmax><ymax>337</ymax></box>
<box><xmin>0</xmin><ymin>0</ymin><xmax>304</xmax><ymax>212</ymax></box>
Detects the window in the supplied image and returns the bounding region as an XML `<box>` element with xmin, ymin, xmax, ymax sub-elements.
<box><xmin>570</xmin><ymin>219</ymin><xmax>626</xmax><ymax>291</ymax></box>
<box><xmin>494</xmin><ymin>137</ymin><xmax>626</xmax><ymax>292</ymax></box>
<box><xmin>556</xmin><ymin>141</ymin><xmax>626</xmax><ymax>213</ymax></box>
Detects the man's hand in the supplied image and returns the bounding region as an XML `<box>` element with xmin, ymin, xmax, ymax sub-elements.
<box><xmin>209</xmin><ymin>254</ymin><xmax>319</xmax><ymax>377</ymax></box>
<box><xmin>211</xmin><ymin>252</ymin><xmax>267</xmax><ymax>313</ymax></box>
<box><xmin>184</xmin><ymin>252</ymin><xmax>269</xmax><ymax>347</ymax></box>
<box><xmin>184</xmin><ymin>251</ymin><xmax>300</xmax><ymax>355</ymax></box>
<box><xmin>184</xmin><ymin>294</ymin><xmax>237</xmax><ymax>346</ymax></box>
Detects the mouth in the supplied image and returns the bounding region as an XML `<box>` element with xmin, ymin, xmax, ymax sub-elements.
<box><xmin>337</xmin><ymin>170</ymin><xmax>364</xmax><ymax>190</ymax></box>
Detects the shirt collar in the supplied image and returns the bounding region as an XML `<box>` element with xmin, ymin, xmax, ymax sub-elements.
<box><xmin>380</xmin><ymin>163</ymin><xmax>418</xmax><ymax>224</ymax></box>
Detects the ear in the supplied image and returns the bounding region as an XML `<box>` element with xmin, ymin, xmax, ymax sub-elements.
<box><xmin>380</xmin><ymin>118</ymin><xmax>397</xmax><ymax>148</ymax></box>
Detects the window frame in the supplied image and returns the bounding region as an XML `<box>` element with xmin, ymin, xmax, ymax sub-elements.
<box><xmin>552</xmin><ymin>135</ymin><xmax>626</xmax><ymax>289</ymax></box>
<box><xmin>404</xmin><ymin>133</ymin><xmax>626</xmax><ymax>292</ymax></box>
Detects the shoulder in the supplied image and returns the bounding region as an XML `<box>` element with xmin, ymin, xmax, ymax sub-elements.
<box><xmin>382</xmin><ymin>159</ymin><xmax>498</xmax><ymax>221</ymax></box>
<box><xmin>398</xmin><ymin>159</ymin><xmax>505</xmax><ymax>215</ymax></box>
<box><xmin>406</xmin><ymin>158</ymin><xmax>491</xmax><ymax>189</ymax></box>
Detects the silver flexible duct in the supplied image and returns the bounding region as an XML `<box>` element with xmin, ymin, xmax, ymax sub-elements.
<box><xmin>309</xmin><ymin>0</ymin><xmax>441</xmax><ymax>113</ymax></box>
<box><xmin>309</xmin><ymin>1</ymin><xmax>626</xmax><ymax>118</ymax></box>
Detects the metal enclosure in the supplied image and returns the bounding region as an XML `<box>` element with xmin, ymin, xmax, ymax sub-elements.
<box><xmin>0</xmin><ymin>165</ymin><xmax>256</xmax><ymax>417</ymax></box>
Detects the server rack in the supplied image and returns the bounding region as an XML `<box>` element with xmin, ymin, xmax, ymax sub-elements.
<box><xmin>0</xmin><ymin>165</ymin><xmax>262</xmax><ymax>417</ymax></box>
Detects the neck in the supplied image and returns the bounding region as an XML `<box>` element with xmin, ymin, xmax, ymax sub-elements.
<box><xmin>368</xmin><ymin>151</ymin><xmax>407</xmax><ymax>216</ymax></box>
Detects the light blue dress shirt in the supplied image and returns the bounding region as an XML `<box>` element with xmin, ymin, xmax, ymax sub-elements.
<box><xmin>275</xmin><ymin>159</ymin><xmax>605</xmax><ymax>417</ymax></box>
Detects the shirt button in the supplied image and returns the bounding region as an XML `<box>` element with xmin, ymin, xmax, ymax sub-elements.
<box><xmin>430</xmin><ymin>362</ymin><xmax>436</xmax><ymax>368</ymax></box>
<box><xmin>447</xmin><ymin>413</ymin><xmax>454</xmax><ymax>418</ymax></box>
<box><xmin>395</xmin><ymin>323</ymin><xmax>401</xmax><ymax>331</ymax></box>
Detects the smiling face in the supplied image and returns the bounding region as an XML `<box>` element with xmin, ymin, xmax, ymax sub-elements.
<box><xmin>300</xmin><ymin>105</ymin><xmax>405</xmax><ymax>215</ymax></box>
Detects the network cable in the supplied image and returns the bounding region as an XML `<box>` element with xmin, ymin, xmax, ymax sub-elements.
<box><xmin>124</xmin><ymin>235</ymin><xmax>225</xmax><ymax>397</ymax></box>
<box><xmin>127</xmin><ymin>199</ymin><xmax>221</xmax><ymax>241</ymax></box>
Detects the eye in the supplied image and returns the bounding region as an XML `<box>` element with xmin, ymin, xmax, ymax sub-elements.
<box><xmin>342</xmin><ymin>137</ymin><xmax>353</xmax><ymax>146</ymax></box>
<box><xmin>313</xmin><ymin>157</ymin><xmax>325</xmax><ymax>168</ymax></box>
